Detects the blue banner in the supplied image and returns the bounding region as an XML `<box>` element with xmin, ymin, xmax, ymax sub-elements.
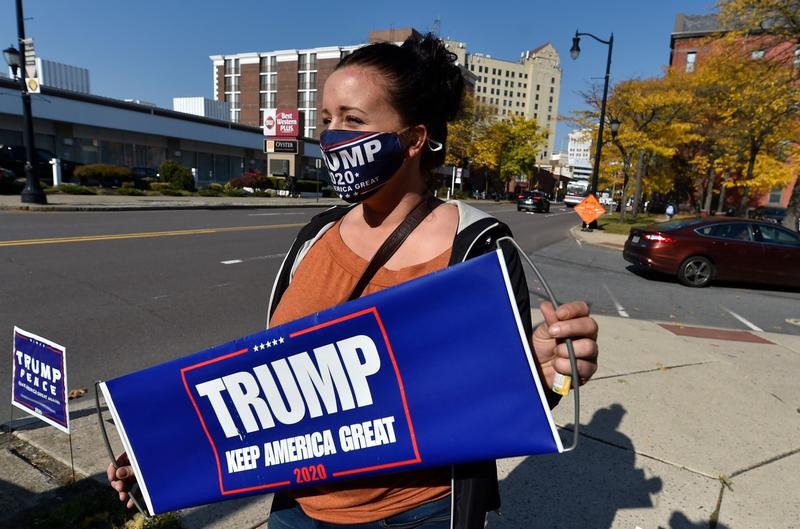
<box><xmin>12</xmin><ymin>327</ymin><xmax>70</xmax><ymax>434</ymax></box>
<box><xmin>100</xmin><ymin>250</ymin><xmax>562</xmax><ymax>515</ymax></box>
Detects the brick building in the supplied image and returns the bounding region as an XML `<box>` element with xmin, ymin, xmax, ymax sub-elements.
<box><xmin>670</xmin><ymin>13</ymin><xmax>799</xmax><ymax>210</ymax></box>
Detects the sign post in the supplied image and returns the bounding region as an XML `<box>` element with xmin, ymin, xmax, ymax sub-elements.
<box><xmin>11</xmin><ymin>327</ymin><xmax>69</xmax><ymax>433</ymax></box>
<box><xmin>574</xmin><ymin>195</ymin><xmax>607</xmax><ymax>231</ymax></box>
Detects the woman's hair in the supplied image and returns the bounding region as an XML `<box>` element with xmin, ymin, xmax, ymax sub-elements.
<box><xmin>336</xmin><ymin>32</ymin><xmax>465</xmax><ymax>171</ymax></box>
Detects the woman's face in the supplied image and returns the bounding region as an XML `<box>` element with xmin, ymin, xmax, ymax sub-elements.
<box><xmin>320</xmin><ymin>66</ymin><xmax>405</xmax><ymax>134</ymax></box>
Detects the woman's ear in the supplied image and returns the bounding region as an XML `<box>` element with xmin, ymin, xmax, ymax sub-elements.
<box><xmin>405</xmin><ymin>124</ymin><xmax>428</xmax><ymax>160</ymax></box>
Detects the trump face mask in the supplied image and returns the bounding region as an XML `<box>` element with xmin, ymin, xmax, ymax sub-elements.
<box><xmin>319</xmin><ymin>129</ymin><xmax>406</xmax><ymax>202</ymax></box>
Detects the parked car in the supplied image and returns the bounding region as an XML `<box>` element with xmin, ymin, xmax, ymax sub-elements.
<box><xmin>130</xmin><ymin>166</ymin><xmax>159</xmax><ymax>189</ymax></box>
<box><xmin>517</xmin><ymin>190</ymin><xmax>550</xmax><ymax>213</ymax></box>
<box><xmin>623</xmin><ymin>218</ymin><xmax>800</xmax><ymax>288</ymax></box>
<box><xmin>749</xmin><ymin>206</ymin><xmax>786</xmax><ymax>224</ymax></box>
<box><xmin>0</xmin><ymin>144</ymin><xmax>77</xmax><ymax>183</ymax></box>
<box><xmin>0</xmin><ymin>166</ymin><xmax>21</xmax><ymax>193</ymax></box>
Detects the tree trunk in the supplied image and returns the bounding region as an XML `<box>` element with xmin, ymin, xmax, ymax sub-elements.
<box><xmin>703</xmin><ymin>165</ymin><xmax>716</xmax><ymax>214</ymax></box>
<box><xmin>630</xmin><ymin>151</ymin><xmax>647</xmax><ymax>219</ymax></box>
<box><xmin>784</xmin><ymin>175</ymin><xmax>800</xmax><ymax>232</ymax></box>
<box><xmin>619</xmin><ymin>162</ymin><xmax>630</xmax><ymax>223</ymax></box>
<box><xmin>716</xmin><ymin>179</ymin><xmax>728</xmax><ymax>215</ymax></box>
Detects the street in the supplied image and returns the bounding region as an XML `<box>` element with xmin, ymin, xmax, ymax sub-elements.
<box><xmin>2</xmin><ymin>203</ymin><xmax>799</xmax><ymax>426</ymax></box>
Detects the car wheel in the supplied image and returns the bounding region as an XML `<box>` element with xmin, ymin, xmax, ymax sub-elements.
<box><xmin>677</xmin><ymin>256</ymin><xmax>714</xmax><ymax>287</ymax></box>
<box><xmin>517</xmin><ymin>207</ymin><xmax>522</xmax><ymax>211</ymax></box>
<box><xmin>546</xmin><ymin>205</ymin><xmax>550</xmax><ymax>213</ymax></box>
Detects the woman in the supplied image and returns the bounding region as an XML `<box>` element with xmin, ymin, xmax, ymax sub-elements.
<box><xmin>109</xmin><ymin>33</ymin><xmax>599</xmax><ymax>529</ymax></box>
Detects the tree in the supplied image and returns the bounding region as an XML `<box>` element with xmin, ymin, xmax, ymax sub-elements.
<box><xmin>687</xmin><ymin>38</ymin><xmax>800</xmax><ymax>214</ymax></box>
<box><xmin>575</xmin><ymin>75</ymin><xmax>695</xmax><ymax>220</ymax></box>
<box><xmin>470</xmin><ymin>116</ymin><xmax>546</xmax><ymax>195</ymax></box>
<box><xmin>718</xmin><ymin>0</ymin><xmax>800</xmax><ymax>45</ymax></box>
<box><xmin>718</xmin><ymin>0</ymin><xmax>800</xmax><ymax>229</ymax></box>
<box><xmin>445</xmin><ymin>92</ymin><xmax>493</xmax><ymax>168</ymax></box>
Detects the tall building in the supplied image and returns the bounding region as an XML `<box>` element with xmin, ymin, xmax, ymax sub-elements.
<box><xmin>209</xmin><ymin>28</ymin><xmax>562</xmax><ymax>163</ymax></box>
<box><xmin>567</xmin><ymin>129</ymin><xmax>592</xmax><ymax>166</ymax></box>
<box><xmin>446</xmin><ymin>41</ymin><xmax>562</xmax><ymax>163</ymax></box>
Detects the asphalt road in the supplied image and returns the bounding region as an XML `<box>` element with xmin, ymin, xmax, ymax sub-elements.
<box><xmin>2</xmin><ymin>202</ymin><xmax>799</xmax><ymax>426</ymax></box>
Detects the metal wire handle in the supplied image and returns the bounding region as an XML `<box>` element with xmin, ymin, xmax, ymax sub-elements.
<box><xmin>94</xmin><ymin>382</ymin><xmax>149</xmax><ymax>517</ymax></box>
<box><xmin>495</xmin><ymin>236</ymin><xmax>580</xmax><ymax>451</ymax></box>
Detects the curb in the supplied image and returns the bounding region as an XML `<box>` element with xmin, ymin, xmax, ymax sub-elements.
<box><xmin>0</xmin><ymin>202</ymin><xmax>340</xmax><ymax>212</ymax></box>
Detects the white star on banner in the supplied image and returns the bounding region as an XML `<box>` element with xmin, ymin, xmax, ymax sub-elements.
<box><xmin>265</xmin><ymin>341</ymin><xmax>271</xmax><ymax>348</ymax></box>
<box><xmin>252</xmin><ymin>345</ymin><xmax>259</xmax><ymax>353</ymax></box>
<box><xmin>272</xmin><ymin>339</ymin><xmax>278</xmax><ymax>346</ymax></box>
<box><xmin>278</xmin><ymin>337</ymin><xmax>285</xmax><ymax>344</ymax></box>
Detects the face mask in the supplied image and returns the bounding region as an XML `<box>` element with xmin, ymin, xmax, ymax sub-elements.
<box><xmin>318</xmin><ymin>129</ymin><xmax>406</xmax><ymax>202</ymax></box>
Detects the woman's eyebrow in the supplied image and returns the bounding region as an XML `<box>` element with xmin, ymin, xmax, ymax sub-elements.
<box><xmin>339</xmin><ymin>105</ymin><xmax>365</xmax><ymax>113</ymax></box>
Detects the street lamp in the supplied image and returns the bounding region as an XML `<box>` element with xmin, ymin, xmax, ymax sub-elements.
<box><xmin>4</xmin><ymin>0</ymin><xmax>47</xmax><ymax>204</ymax></box>
<box><xmin>570</xmin><ymin>29</ymin><xmax>613</xmax><ymax>227</ymax></box>
<box><xmin>609</xmin><ymin>118</ymin><xmax>620</xmax><ymax>139</ymax></box>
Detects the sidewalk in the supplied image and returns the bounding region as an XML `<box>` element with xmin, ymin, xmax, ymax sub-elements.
<box><xmin>0</xmin><ymin>192</ymin><xmax>343</xmax><ymax>212</ymax></box>
<box><xmin>2</xmin><ymin>313</ymin><xmax>798</xmax><ymax>528</ymax></box>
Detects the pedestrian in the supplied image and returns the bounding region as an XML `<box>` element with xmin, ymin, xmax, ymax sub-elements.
<box><xmin>666</xmin><ymin>203</ymin><xmax>675</xmax><ymax>220</ymax></box>
<box><xmin>108</xmin><ymin>33</ymin><xmax>599</xmax><ymax>529</ymax></box>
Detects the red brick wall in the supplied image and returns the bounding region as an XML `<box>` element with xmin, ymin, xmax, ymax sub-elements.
<box><xmin>239</xmin><ymin>63</ymin><xmax>260</xmax><ymax>127</ymax></box>
<box><xmin>315</xmin><ymin>57</ymin><xmax>340</xmax><ymax>134</ymax></box>
<box><xmin>277</xmin><ymin>59</ymin><xmax>298</xmax><ymax>109</ymax></box>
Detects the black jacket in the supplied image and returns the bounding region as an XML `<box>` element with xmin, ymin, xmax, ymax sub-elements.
<box><xmin>266</xmin><ymin>201</ymin><xmax>559</xmax><ymax>529</ymax></box>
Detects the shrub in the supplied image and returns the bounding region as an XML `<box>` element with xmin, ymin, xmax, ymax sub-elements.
<box><xmin>198</xmin><ymin>187</ymin><xmax>223</xmax><ymax>197</ymax></box>
<box><xmin>149</xmin><ymin>182</ymin><xmax>172</xmax><ymax>192</ymax></box>
<box><xmin>57</xmin><ymin>183</ymin><xmax>95</xmax><ymax>195</ymax></box>
<box><xmin>228</xmin><ymin>172</ymin><xmax>285</xmax><ymax>190</ymax></box>
<box><xmin>73</xmin><ymin>164</ymin><xmax>131</xmax><ymax>186</ymax></box>
<box><xmin>158</xmin><ymin>160</ymin><xmax>195</xmax><ymax>191</ymax></box>
<box><xmin>224</xmin><ymin>186</ymin><xmax>247</xmax><ymax>197</ymax></box>
<box><xmin>208</xmin><ymin>183</ymin><xmax>224</xmax><ymax>192</ymax></box>
<box><xmin>117</xmin><ymin>187</ymin><xmax>145</xmax><ymax>196</ymax></box>
<box><xmin>294</xmin><ymin>179</ymin><xmax>323</xmax><ymax>193</ymax></box>
<box><xmin>159</xmin><ymin>188</ymin><xmax>185</xmax><ymax>196</ymax></box>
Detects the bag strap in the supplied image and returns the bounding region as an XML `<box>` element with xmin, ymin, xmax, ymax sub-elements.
<box><xmin>348</xmin><ymin>195</ymin><xmax>442</xmax><ymax>301</ymax></box>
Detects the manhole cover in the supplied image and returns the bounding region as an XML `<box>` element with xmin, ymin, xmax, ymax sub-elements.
<box><xmin>785</xmin><ymin>318</ymin><xmax>800</xmax><ymax>327</ymax></box>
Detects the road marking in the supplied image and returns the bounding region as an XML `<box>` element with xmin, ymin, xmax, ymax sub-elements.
<box><xmin>220</xmin><ymin>253</ymin><xmax>287</xmax><ymax>265</ymax></box>
<box><xmin>720</xmin><ymin>306</ymin><xmax>763</xmax><ymax>332</ymax></box>
<box><xmin>0</xmin><ymin>223</ymin><xmax>306</xmax><ymax>248</ymax></box>
<box><xmin>248</xmin><ymin>212</ymin><xmax>307</xmax><ymax>216</ymax></box>
<box><xmin>786</xmin><ymin>318</ymin><xmax>800</xmax><ymax>327</ymax></box>
<box><xmin>603</xmin><ymin>283</ymin><xmax>629</xmax><ymax>318</ymax></box>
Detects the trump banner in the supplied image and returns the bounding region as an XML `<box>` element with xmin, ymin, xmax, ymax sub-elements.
<box><xmin>99</xmin><ymin>250</ymin><xmax>563</xmax><ymax>515</ymax></box>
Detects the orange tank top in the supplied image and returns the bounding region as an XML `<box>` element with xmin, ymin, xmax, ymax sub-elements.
<box><xmin>269</xmin><ymin>221</ymin><xmax>452</xmax><ymax>524</ymax></box>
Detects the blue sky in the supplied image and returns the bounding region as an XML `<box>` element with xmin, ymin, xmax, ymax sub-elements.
<box><xmin>1</xmin><ymin>0</ymin><xmax>717</xmax><ymax>150</ymax></box>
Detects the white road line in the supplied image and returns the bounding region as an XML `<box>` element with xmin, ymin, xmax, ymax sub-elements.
<box><xmin>248</xmin><ymin>212</ymin><xmax>307</xmax><ymax>216</ymax></box>
<box><xmin>720</xmin><ymin>306</ymin><xmax>763</xmax><ymax>332</ymax></box>
<box><xmin>603</xmin><ymin>283</ymin><xmax>629</xmax><ymax>318</ymax></box>
<box><xmin>220</xmin><ymin>253</ymin><xmax>287</xmax><ymax>265</ymax></box>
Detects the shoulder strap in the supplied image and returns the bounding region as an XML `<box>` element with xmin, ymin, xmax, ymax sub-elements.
<box><xmin>348</xmin><ymin>195</ymin><xmax>441</xmax><ymax>301</ymax></box>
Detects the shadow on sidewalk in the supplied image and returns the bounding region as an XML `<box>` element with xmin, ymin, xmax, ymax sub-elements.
<box><xmin>487</xmin><ymin>404</ymin><xmax>729</xmax><ymax>529</ymax></box>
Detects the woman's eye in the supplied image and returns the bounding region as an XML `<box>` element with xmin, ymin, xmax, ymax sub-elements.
<box><xmin>321</xmin><ymin>118</ymin><xmax>331</xmax><ymax>125</ymax></box>
<box><xmin>346</xmin><ymin>115</ymin><xmax>365</xmax><ymax>124</ymax></box>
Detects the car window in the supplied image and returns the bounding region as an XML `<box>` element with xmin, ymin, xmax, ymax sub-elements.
<box><xmin>697</xmin><ymin>223</ymin><xmax>753</xmax><ymax>241</ymax></box>
<box><xmin>758</xmin><ymin>225</ymin><xmax>800</xmax><ymax>245</ymax></box>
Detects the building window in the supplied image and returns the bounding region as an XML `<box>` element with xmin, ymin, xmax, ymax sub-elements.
<box><xmin>686</xmin><ymin>52</ymin><xmax>697</xmax><ymax>72</ymax></box>
<box><xmin>259</xmin><ymin>74</ymin><xmax>276</xmax><ymax>92</ymax></box>
<box><xmin>768</xmin><ymin>187</ymin><xmax>782</xmax><ymax>204</ymax></box>
<box><xmin>551</xmin><ymin>77</ymin><xmax>555</xmax><ymax>83</ymax></box>
<box><xmin>298</xmin><ymin>71</ymin><xmax>317</xmax><ymax>90</ymax></box>
<box><xmin>536</xmin><ymin>84</ymin><xmax>540</xmax><ymax>90</ymax></box>
<box><xmin>260</xmin><ymin>92</ymin><xmax>276</xmax><ymax>108</ymax></box>
<box><xmin>298</xmin><ymin>91</ymin><xmax>316</xmax><ymax>109</ymax></box>
<box><xmin>550</xmin><ymin>86</ymin><xmax>554</xmax><ymax>93</ymax></box>
<box><xmin>259</xmin><ymin>56</ymin><xmax>276</xmax><ymax>73</ymax></box>
<box><xmin>751</xmin><ymin>49</ymin><xmax>765</xmax><ymax>59</ymax></box>
<box><xmin>535</xmin><ymin>94</ymin><xmax>539</xmax><ymax>100</ymax></box>
<box><xmin>549</xmin><ymin>96</ymin><xmax>553</xmax><ymax>103</ymax></box>
<box><xmin>224</xmin><ymin>58</ymin><xmax>240</xmax><ymax>75</ymax></box>
<box><xmin>299</xmin><ymin>52</ymin><xmax>317</xmax><ymax>70</ymax></box>
<box><xmin>534</xmin><ymin>104</ymin><xmax>538</xmax><ymax>110</ymax></box>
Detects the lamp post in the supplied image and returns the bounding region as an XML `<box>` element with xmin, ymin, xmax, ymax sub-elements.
<box><xmin>4</xmin><ymin>0</ymin><xmax>47</xmax><ymax>204</ymax></box>
<box><xmin>570</xmin><ymin>29</ymin><xmax>613</xmax><ymax>227</ymax></box>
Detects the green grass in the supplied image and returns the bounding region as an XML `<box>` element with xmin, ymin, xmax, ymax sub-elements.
<box><xmin>597</xmin><ymin>213</ymin><xmax>667</xmax><ymax>235</ymax></box>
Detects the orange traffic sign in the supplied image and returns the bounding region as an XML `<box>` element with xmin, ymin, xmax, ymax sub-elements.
<box><xmin>574</xmin><ymin>194</ymin><xmax>607</xmax><ymax>224</ymax></box>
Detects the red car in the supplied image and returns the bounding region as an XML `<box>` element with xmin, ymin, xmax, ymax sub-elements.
<box><xmin>623</xmin><ymin>218</ymin><xmax>800</xmax><ymax>288</ymax></box>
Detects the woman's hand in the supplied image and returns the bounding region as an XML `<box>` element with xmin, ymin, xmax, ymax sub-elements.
<box><xmin>107</xmin><ymin>452</ymin><xmax>137</xmax><ymax>509</ymax></box>
<box><xmin>532</xmin><ymin>300</ymin><xmax>599</xmax><ymax>390</ymax></box>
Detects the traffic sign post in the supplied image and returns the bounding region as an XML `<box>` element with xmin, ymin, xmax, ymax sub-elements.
<box><xmin>575</xmin><ymin>195</ymin><xmax>607</xmax><ymax>231</ymax></box>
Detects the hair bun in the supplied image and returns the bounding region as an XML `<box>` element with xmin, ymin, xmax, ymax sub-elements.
<box><xmin>401</xmin><ymin>33</ymin><xmax>464</xmax><ymax>122</ymax></box>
